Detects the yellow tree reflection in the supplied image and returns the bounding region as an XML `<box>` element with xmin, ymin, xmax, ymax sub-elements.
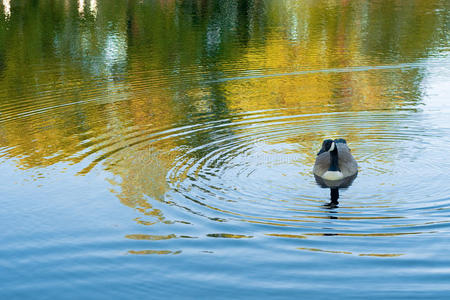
<box><xmin>0</xmin><ymin>0</ymin><xmax>447</xmax><ymax>226</ymax></box>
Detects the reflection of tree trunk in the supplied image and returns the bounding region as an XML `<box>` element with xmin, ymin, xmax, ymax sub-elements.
<box><xmin>127</xmin><ymin>0</ymin><xmax>137</xmax><ymax>47</ymax></box>
<box><xmin>237</xmin><ymin>0</ymin><xmax>250</xmax><ymax>45</ymax></box>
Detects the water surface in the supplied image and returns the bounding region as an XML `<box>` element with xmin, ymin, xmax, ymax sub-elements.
<box><xmin>1</xmin><ymin>0</ymin><xmax>450</xmax><ymax>298</ymax></box>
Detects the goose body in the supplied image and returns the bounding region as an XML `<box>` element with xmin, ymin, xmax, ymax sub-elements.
<box><xmin>313</xmin><ymin>139</ymin><xmax>358</xmax><ymax>182</ymax></box>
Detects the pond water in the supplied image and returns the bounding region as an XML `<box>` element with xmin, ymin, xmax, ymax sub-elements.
<box><xmin>1</xmin><ymin>0</ymin><xmax>450</xmax><ymax>298</ymax></box>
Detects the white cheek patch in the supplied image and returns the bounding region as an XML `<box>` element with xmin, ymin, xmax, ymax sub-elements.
<box><xmin>328</xmin><ymin>142</ymin><xmax>335</xmax><ymax>152</ymax></box>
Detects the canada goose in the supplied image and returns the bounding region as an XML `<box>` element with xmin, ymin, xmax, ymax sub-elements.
<box><xmin>313</xmin><ymin>138</ymin><xmax>358</xmax><ymax>182</ymax></box>
<box><xmin>313</xmin><ymin>139</ymin><xmax>358</xmax><ymax>205</ymax></box>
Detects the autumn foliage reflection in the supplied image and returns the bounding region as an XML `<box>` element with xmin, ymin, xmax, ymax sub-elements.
<box><xmin>0</xmin><ymin>0</ymin><xmax>448</xmax><ymax>222</ymax></box>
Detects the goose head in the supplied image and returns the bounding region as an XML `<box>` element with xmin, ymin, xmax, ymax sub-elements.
<box><xmin>317</xmin><ymin>139</ymin><xmax>336</xmax><ymax>155</ymax></box>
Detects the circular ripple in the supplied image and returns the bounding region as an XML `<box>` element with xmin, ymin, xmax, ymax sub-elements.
<box><xmin>90</xmin><ymin>108</ymin><xmax>448</xmax><ymax>235</ymax></box>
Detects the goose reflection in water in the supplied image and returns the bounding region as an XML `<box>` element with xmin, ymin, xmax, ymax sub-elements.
<box><xmin>313</xmin><ymin>139</ymin><xmax>358</xmax><ymax>207</ymax></box>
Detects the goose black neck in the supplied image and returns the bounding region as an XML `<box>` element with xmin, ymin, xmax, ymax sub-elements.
<box><xmin>329</xmin><ymin>147</ymin><xmax>340</xmax><ymax>171</ymax></box>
